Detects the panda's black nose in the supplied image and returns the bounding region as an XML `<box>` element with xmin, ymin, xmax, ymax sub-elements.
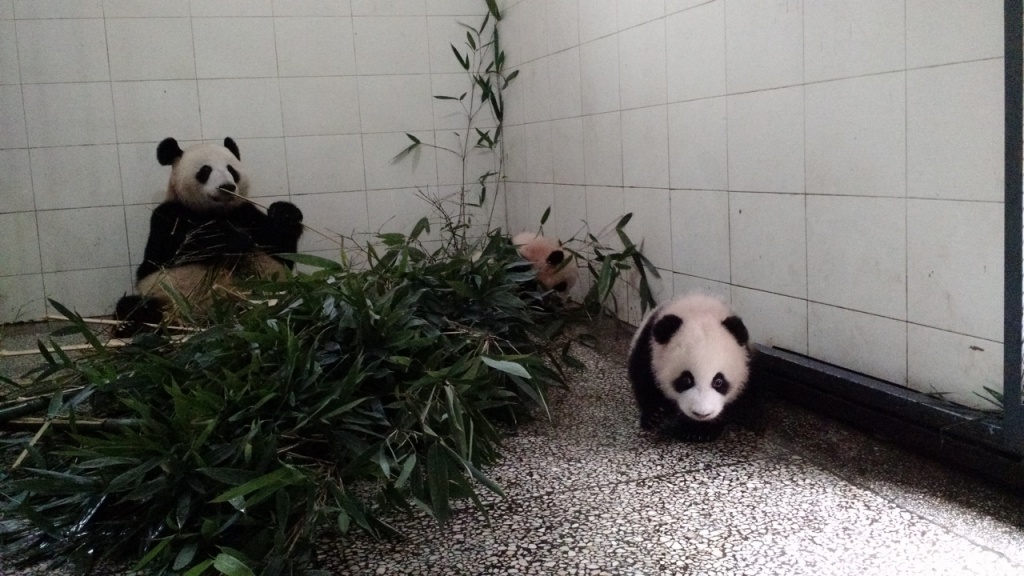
<box><xmin>219</xmin><ymin>183</ymin><xmax>237</xmax><ymax>193</ymax></box>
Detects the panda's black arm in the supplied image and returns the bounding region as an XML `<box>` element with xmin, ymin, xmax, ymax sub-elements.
<box><xmin>136</xmin><ymin>202</ymin><xmax>196</xmax><ymax>281</ymax></box>
<box><xmin>137</xmin><ymin>203</ymin><xmax>257</xmax><ymax>280</ymax></box>
<box><xmin>248</xmin><ymin>201</ymin><xmax>304</xmax><ymax>257</ymax></box>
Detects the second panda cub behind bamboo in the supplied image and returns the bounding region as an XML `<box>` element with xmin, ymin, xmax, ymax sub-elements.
<box><xmin>627</xmin><ymin>292</ymin><xmax>756</xmax><ymax>442</ymax></box>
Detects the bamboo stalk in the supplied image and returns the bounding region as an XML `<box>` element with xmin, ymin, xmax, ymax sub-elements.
<box><xmin>0</xmin><ymin>334</ymin><xmax>190</xmax><ymax>358</ymax></box>
<box><xmin>43</xmin><ymin>314</ymin><xmax>201</xmax><ymax>332</ymax></box>
<box><xmin>11</xmin><ymin>419</ymin><xmax>49</xmax><ymax>469</ymax></box>
<box><xmin>4</xmin><ymin>417</ymin><xmax>139</xmax><ymax>431</ymax></box>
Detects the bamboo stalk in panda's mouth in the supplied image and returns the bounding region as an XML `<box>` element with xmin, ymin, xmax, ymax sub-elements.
<box><xmin>217</xmin><ymin>187</ymin><xmax>344</xmax><ymax>248</ymax></box>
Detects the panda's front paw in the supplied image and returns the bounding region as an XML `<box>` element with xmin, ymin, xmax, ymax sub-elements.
<box><xmin>268</xmin><ymin>202</ymin><xmax>303</xmax><ymax>225</ymax></box>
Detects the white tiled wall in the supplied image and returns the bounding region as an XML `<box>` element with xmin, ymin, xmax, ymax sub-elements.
<box><xmin>500</xmin><ymin>0</ymin><xmax>1005</xmax><ymax>410</ymax></box>
<box><xmin>0</xmin><ymin>0</ymin><xmax>496</xmax><ymax>322</ymax></box>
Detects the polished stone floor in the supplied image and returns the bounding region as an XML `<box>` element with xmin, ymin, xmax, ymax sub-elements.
<box><xmin>2</xmin><ymin>322</ymin><xmax>1024</xmax><ymax>575</ymax></box>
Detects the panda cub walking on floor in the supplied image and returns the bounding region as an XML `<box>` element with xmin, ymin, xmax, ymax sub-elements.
<box><xmin>627</xmin><ymin>293</ymin><xmax>755</xmax><ymax>442</ymax></box>
<box><xmin>115</xmin><ymin>137</ymin><xmax>304</xmax><ymax>335</ymax></box>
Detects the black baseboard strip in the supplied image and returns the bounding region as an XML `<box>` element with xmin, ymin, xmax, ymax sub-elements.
<box><xmin>753</xmin><ymin>345</ymin><xmax>1024</xmax><ymax>489</ymax></box>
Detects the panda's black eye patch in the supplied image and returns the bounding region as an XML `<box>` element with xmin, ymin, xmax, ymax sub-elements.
<box><xmin>546</xmin><ymin>250</ymin><xmax>565</xmax><ymax>266</ymax></box>
<box><xmin>554</xmin><ymin>281</ymin><xmax>568</xmax><ymax>292</ymax></box>
<box><xmin>712</xmin><ymin>373</ymin><xmax>730</xmax><ymax>394</ymax></box>
<box><xmin>673</xmin><ymin>371</ymin><xmax>694</xmax><ymax>393</ymax></box>
<box><xmin>227</xmin><ymin>165</ymin><xmax>240</xmax><ymax>182</ymax></box>
<box><xmin>196</xmin><ymin>165</ymin><xmax>212</xmax><ymax>183</ymax></box>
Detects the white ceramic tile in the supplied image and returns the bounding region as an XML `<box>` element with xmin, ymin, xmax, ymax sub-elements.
<box><xmin>551</xmin><ymin>117</ymin><xmax>584</xmax><ymax>185</ymax></box>
<box><xmin>0</xmin><ymin>21</ymin><xmax>19</xmax><ymax>84</ymax></box>
<box><xmin>198</xmin><ymin>79</ymin><xmax>283</xmax><ymax>139</ymax></box>
<box><xmin>23</xmin><ymin>83</ymin><xmax>116</xmax><ymax>147</ymax></box>
<box><xmin>525</xmin><ymin>181</ymin><xmax>555</xmax><ymax>229</ymax></box>
<box><xmin>0</xmin><ymin>211</ymin><xmax>40</xmax><ymax>275</ymax></box>
<box><xmin>0</xmin><ymin>84</ymin><xmax>26</xmax><ymax>149</ymax></box>
<box><xmin>366</xmin><ymin>187</ymin><xmax>433</xmax><ymax>237</ymax></box>
<box><xmin>504</xmin><ymin>182</ymin><xmax>530</xmax><ymax>233</ymax></box>
<box><xmin>233</xmin><ymin>137</ymin><xmax>289</xmax><ymax>197</ymax></box>
<box><xmin>275</xmin><ymin>17</ymin><xmax>356</xmax><ymax>77</ymax></box>
<box><xmin>907</xmin><ymin>323</ymin><xmax>1003</xmax><ymax>411</ymax></box>
<box><xmin>729</xmin><ymin>191</ymin><xmax>805</xmax><ymax>298</ymax></box>
<box><xmin>427</xmin><ymin>16</ymin><xmax>477</xmax><ymax>75</ymax></box>
<box><xmin>621</xmin><ymin>105</ymin><xmax>668</xmax><ymax>189</ymax></box>
<box><xmin>580</xmin><ymin>35</ymin><xmax>620</xmax><ymax>115</ymax></box>
<box><xmin>351</xmin><ymin>0</ymin><xmax>424</xmax><ymax>16</ymax></box>
<box><xmin>730</xmin><ymin>285</ymin><xmax>807</xmax><ymax>353</ymax></box>
<box><xmin>425</xmin><ymin>0</ymin><xmax>486</xmax><ymax>16</ymax></box>
<box><xmin>583</xmin><ymin>112</ymin><xmax>622</xmax><ymax>187</ymax></box>
<box><xmin>666</xmin><ymin>0</ymin><xmax>726</xmax><ymax>103</ymax></box>
<box><xmin>907</xmin><ymin>60</ymin><xmax>1003</xmax><ymax>202</ymax></box>
<box><xmin>727</xmin><ymin>86</ymin><xmax>804</xmax><ymax>193</ymax></box>
<box><xmin>14</xmin><ymin>0</ymin><xmax>101</xmax><ymax>18</ymax></box>
<box><xmin>675</xmin><ymin>273</ymin><xmax>732</xmax><ymax>306</ymax></box>
<box><xmin>280</xmin><ymin>77</ymin><xmax>361</xmax><ymax>136</ymax></box>
<box><xmin>906</xmin><ymin>0</ymin><xmax>1002</xmax><ymax>69</ymax></box>
<box><xmin>579</xmin><ymin>0</ymin><xmax>617</xmax><ymax>43</ymax></box>
<box><xmin>618</xmin><ymin>0</ymin><xmax>663</xmax><ymax>30</ymax></box>
<box><xmin>103</xmin><ymin>0</ymin><xmax>190</xmax><ymax>17</ymax></box>
<box><xmin>0</xmin><ymin>149</ymin><xmax>32</xmax><ymax>212</ymax></box>
<box><xmin>623</xmin><ymin>187</ymin><xmax>671</xmax><ymax>270</ymax></box>
<box><xmin>548</xmin><ymin>48</ymin><xmax>582</xmax><ymax>119</ymax></box>
<box><xmin>16</xmin><ymin>19</ymin><xmax>108</xmax><ymax>83</ymax></box>
<box><xmin>725</xmin><ymin>0</ymin><xmax>803</xmax><ymax>93</ymax></box>
<box><xmin>354</xmin><ymin>16</ymin><xmax>430</xmax><ymax>75</ymax></box>
<box><xmin>618</xmin><ymin>19</ymin><xmax>666</xmax><ymax>109</ymax></box>
<box><xmin>670</xmin><ymin>188</ymin><xmax>729</xmax><ymax>282</ymax></box>
<box><xmin>292</xmin><ymin>190</ymin><xmax>369</xmax><ymax>252</ymax></box>
<box><xmin>190</xmin><ymin>0</ymin><xmax>272</xmax><ymax>17</ymax></box>
<box><xmin>112</xmin><ymin>81</ymin><xmax>201</xmax><ymax>144</ymax></box>
<box><xmin>30</xmin><ymin>145</ymin><xmax>122</xmax><ymax>210</ymax></box>
<box><xmin>358</xmin><ymin>75</ymin><xmax>434</xmax><ymax>133</ymax></box>
<box><xmin>499</xmin><ymin>1</ymin><xmax>524</xmax><ymax>69</ymax></box>
<box><xmin>502</xmin><ymin>124</ymin><xmax>526</xmax><ymax>182</ymax></box>
<box><xmin>120</xmin><ymin>142</ymin><xmax>171</xmax><ymax>205</ymax></box>
<box><xmin>362</xmin><ymin>131</ymin><xmax>438</xmax><ymax>190</ymax></box>
<box><xmin>806</xmin><ymin>73</ymin><xmax>905</xmax><ymax>197</ymax></box>
<box><xmin>807</xmin><ymin>195</ymin><xmax>905</xmax><ymax>319</ymax></box>
<box><xmin>124</xmin><ymin>202</ymin><xmax>157</xmax><ymax>268</ymax></box>
<box><xmin>106</xmin><ymin>18</ymin><xmax>196</xmax><ymax>81</ymax></box>
<box><xmin>584</xmin><ymin>185</ymin><xmax>625</xmax><ymax>247</ymax></box>
<box><xmin>429</xmin><ymin>73</ymin><xmax>496</xmax><ymax>131</ymax></box>
<box><xmin>0</xmin><ymin>274</ymin><xmax>45</xmax><ymax>323</ymax></box>
<box><xmin>668</xmin><ymin>96</ymin><xmax>727</xmax><ymax>190</ymax></box>
<box><xmin>519</xmin><ymin>57</ymin><xmax>551</xmax><ymax>124</ymax></box>
<box><xmin>43</xmin><ymin>266</ymin><xmax>133</xmax><ymax>318</ymax></box>
<box><xmin>522</xmin><ymin>122</ymin><xmax>553</xmax><ymax>183</ymax></box>
<box><xmin>37</xmin><ymin>206</ymin><xmax>128</xmax><ymax>272</ymax></box>
<box><xmin>0</xmin><ymin>0</ymin><xmax>10</xmax><ymax>18</ymax></box>
<box><xmin>193</xmin><ymin>18</ymin><xmax>277</xmax><ymax>78</ymax></box>
<box><xmin>516</xmin><ymin>0</ymin><xmax>548</xmax><ymax>63</ymax></box>
<box><xmin>434</xmin><ymin>137</ymin><xmax>496</xmax><ymax>187</ymax></box>
<box><xmin>284</xmin><ymin>135</ymin><xmax>365</xmax><ymax>194</ymax></box>
<box><xmin>808</xmin><ymin>302</ymin><xmax>908</xmax><ymax>385</ymax></box>
<box><xmin>550</xmin><ymin>184</ymin><xmax>586</xmax><ymax>241</ymax></box>
<box><xmin>273</xmin><ymin>0</ymin><xmax>349</xmax><ymax>16</ymax></box>
<box><xmin>666</xmin><ymin>0</ymin><xmax>713</xmax><ymax>14</ymax></box>
<box><xmin>546</xmin><ymin>0</ymin><xmax>579</xmax><ymax>54</ymax></box>
<box><xmin>804</xmin><ymin>0</ymin><xmax>904</xmax><ymax>83</ymax></box>
<box><xmin>907</xmin><ymin>199</ymin><xmax>1003</xmax><ymax>341</ymax></box>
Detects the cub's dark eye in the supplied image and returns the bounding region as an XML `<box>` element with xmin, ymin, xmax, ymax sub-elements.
<box><xmin>196</xmin><ymin>165</ymin><xmax>212</xmax><ymax>183</ymax></box>
<box><xmin>673</xmin><ymin>371</ymin><xmax>694</xmax><ymax>393</ymax></box>
<box><xmin>554</xmin><ymin>281</ymin><xmax>568</xmax><ymax>292</ymax></box>
<box><xmin>227</xmin><ymin>165</ymin><xmax>240</xmax><ymax>182</ymax></box>
<box><xmin>712</xmin><ymin>373</ymin><xmax>729</xmax><ymax>394</ymax></box>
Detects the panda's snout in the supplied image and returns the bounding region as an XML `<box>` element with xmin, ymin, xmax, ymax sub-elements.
<box><xmin>690</xmin><ymin>409</ymin><xmax>716</xmax><ymax>421</ymax></box>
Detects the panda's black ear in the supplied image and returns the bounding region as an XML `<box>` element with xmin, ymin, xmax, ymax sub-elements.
<box><xmin>157</xmin><ymin>138</ymin><xmax>183</xmax><ymax>166</ymax></box>
<box><xmin>546</xmin><ymin>249</ymin><xmax>565</xmax><ymax>266</ymax></box>
<box><xmin>722</xmin><ymin>315</ymin><xmax>749</xmax><ymax>346</ymax></box>
<box><xmin>223</xmin><ymin>137</ymin><xmax>241</xmax><ymax>161</ymax></box>
<box><xmin>652</xmin><ymin>314</ymin><xmax>683</xmax><ymax>345</ymax></box>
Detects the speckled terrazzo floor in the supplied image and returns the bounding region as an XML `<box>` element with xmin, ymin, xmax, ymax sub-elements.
<box><xmin>3</xmin><ymin>321</ymin><xmax>1024</xmax><ymax>575</ymax></box>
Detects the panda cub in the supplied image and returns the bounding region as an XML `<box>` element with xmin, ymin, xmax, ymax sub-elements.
<box><xmin>512</xmin><ymin>232</ymin><xmax>578</xmax><ymax>296</ymax></box>
<box><xmin>627</xmin><ymin>293</ymin><xmax>752</xmax><ymax>442</ymax></box>
<box><xmin>114</xmin><ymin>137</ymin><xmax>304</xmax><ymax>334</ymax></box>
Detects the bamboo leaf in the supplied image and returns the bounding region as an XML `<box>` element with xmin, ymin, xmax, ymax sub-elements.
<box><xmin>481</xmin><ymin>356</ymin><xmax>531</xmax><ymax>379</ymax></box>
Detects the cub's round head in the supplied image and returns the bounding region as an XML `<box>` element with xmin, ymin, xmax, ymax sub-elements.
<box><xmin>512</xmin><ymin>232</ymin><xmax>578</xmax><ymax>295</ymax></box>
<box><xmin>158</xmin><ymin>137</ymin><xmax>249</xmax><ymax>211</ymax></box>
<box><xmin>645</xmin><ymin>294</ymin><xmax>750</xmax><ymax>422</ymax></box>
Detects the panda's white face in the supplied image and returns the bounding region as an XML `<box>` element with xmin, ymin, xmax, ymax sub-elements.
<box><xmin>646</xmin><ymin>295</ymin><xmax>750</xmax><ymax>422</ymax></box>
<box><xmin>512</xmin><ymin>232</ymin><xmax>578</xmax><ymax>295</ymax></box>
<box><xmin>162</xmin><ymin>139</ymin><xmax>249</xmax><ymax>211</ymax></box>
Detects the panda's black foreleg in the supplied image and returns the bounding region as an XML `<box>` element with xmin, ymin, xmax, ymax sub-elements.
<box><xmin>264</xmin><ymin>202</ymin><xmax>305</xmax><ymax>267</ymax></box>
<box><xmin>113</xmin><ymin>294</ymin><xmax>165</xmax><ymax>338</ymax></box>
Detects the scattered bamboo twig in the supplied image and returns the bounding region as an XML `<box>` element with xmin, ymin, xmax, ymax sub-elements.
<box><xmin>11</xmin><ymin>419</ymin><xmax>49</xmax><ymax>469</ymax></box>
<box><xmin>0</xmin><ymin>334</ymin><xmax>190</xmax><ymax>358</ymax></box>
<box><xmin>43</xmin><ymin>314</ymin><xmax>202</xmax><ymax>333</ymax></box>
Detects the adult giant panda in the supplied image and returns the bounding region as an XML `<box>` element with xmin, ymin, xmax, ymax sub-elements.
<box><xmin>511</xmin><ymin>232</ymin><xmax>578</xmax><ymax>296</ymax></box>
<box><xmin>627</xmin><ymin>292</ymin><xmax>754</xmax><ymax>442</ymax></box>
<box><xmin>114</xmin><ymin>137</ymin><xmax>304</xmax><ymax>335</ymax></box>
